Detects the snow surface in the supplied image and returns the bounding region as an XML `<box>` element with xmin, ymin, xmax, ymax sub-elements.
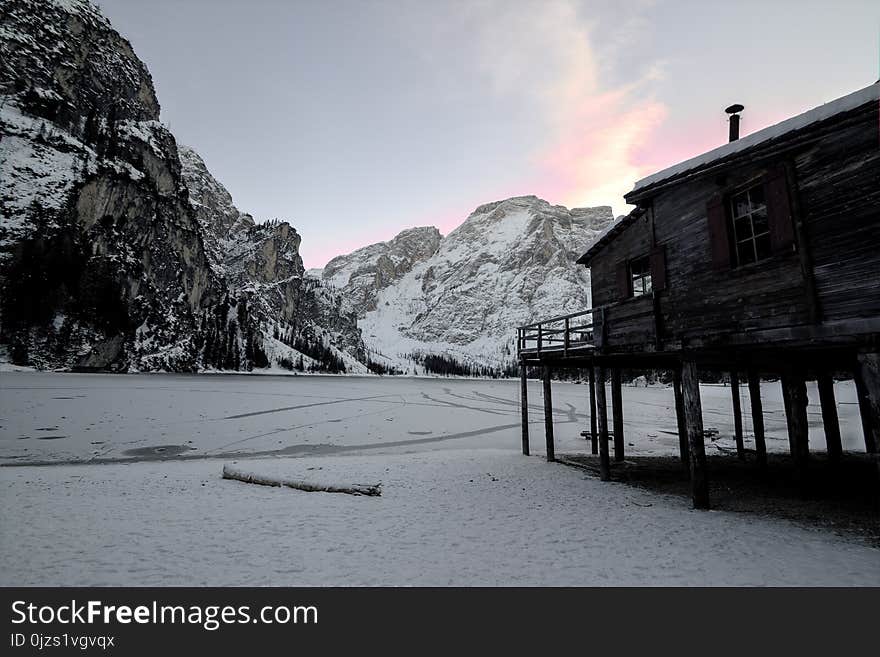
<box><xmin>631</xmin><ymin>82</ymin><xmax>880</xmax><ymax>194</ymax></box>
<box><xmin>1</xmin><ymin>372</ymin><xmax>877</xmax><ymax>585</ymax></box>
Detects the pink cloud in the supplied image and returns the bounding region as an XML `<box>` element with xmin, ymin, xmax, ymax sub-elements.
<box><xmin>534</xmin><ymin>88</ymin><xmax>668</xmax><ymax>213</ymax></box>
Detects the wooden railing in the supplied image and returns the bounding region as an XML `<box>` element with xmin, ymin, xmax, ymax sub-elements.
<box><xmin>517</xmin><ymin>309</ymin><xmax>594</xmax><ymax>356</ymax></box>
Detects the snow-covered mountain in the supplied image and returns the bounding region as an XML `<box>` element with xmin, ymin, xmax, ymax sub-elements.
<box><xmin>324</xmin><ymin>196</ymin><xmax>614</xmax><ymax>372</ymax></box>
<box><xmin>323</xmin><ymin>226</ymin><xmax>442</xmax><ymax>316</ymax></box>
<box><xmin>0</xmin><ymin>0</ymin><xmax>364</xmax><ymax>373</ymax></box>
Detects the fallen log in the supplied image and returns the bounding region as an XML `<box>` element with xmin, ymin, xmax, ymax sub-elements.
<box><xmin>222</xmin><ymin>464</ymin><xmax>382</xmax><ymax>496</ymax></box>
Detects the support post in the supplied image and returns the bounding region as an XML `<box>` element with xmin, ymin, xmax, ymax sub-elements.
<box><xmin>681</xmin><ymin>361</ymin><xmax>709</xmax><ymax>509</ymax></box>
<box><xmin>520</xmin><ymin>362</ymin><xmax>530</xmax><ymax>456</ymax></box>
<box><xmin>611</xmin><ymin>368</ymin><xmax>625</xmax><ymax>461</ymax></box>
<box><xmin>542</xmin><ymin>365</ymin><xmax>555</xmax><ymax>462</ymax></box>
<box><xmin>747</xmin><ymin>369</ymin><xmax>767</xmax><ymax>469</ymax></box>
<box><xmin>816</xmin><ymin>374</ymin><xmax>842</xmax><ymax>462</ymax></box>
<box><xmin>672</xmin><ymin>367</ymin><xmax>689</xmax><ymax>466</ymax></box>
<box><xmin>781</xmin><ymin>372</ymin><xmax>810</xmax><ymax>473</ymax></box>
<box><xmin>588</xmin><ymin>365</ymin><xmax>598</xmax><ymax>455</ymax></box>
<box><xmin>855</xmin><ymin>353</ymin><xmax>880</xmax><ymax>454</ymax></box>
<box><xmin>595</xmin><ymin>365</ymin><xmax>610</xmax><ymax>481</ymax></box>
<box><xmin>730</xmin><ymin>372</ymin><xmax>745</xmax><ymax>460</ymax></box>
<box><xmin>564</xmin><ymin>317</ymin><xmax>570</xmax><ymax>355</ymax></box>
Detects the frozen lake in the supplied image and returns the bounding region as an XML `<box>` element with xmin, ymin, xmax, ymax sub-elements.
<box><xmin>0</xmin><ymin>371</ymin><xmax>869</xmax><ymax>465</ymax></box>
<box><xmin>1</xmin><ymin>372</ymin><xmax>877</xmax><ymax>586</ymax></box>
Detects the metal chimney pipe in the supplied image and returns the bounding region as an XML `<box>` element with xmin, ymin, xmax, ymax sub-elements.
<box><xmin>725</xmin><ymin>103</ymin><xmax>744</xmax><ymax>142</ymax></box>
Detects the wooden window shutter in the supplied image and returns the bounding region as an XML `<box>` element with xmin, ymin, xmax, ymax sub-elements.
<box><xmin>764</xmin><ymin>164</ymin><xmax>795</xmax><ymax>253</ymax></box>
<box><xmin>650</xmin><ymin>246</ymin><xmax>667</xmax><ymax>291</ymax></box>
<box><xmin>616</xmin><ymin>261</ymin><xmax>630</xmax><ymax>299</ymax></box>
<box><xmin>706</xmin><ymin>195</ymin><xmax>730</xmax><ymax>270</ymax></box>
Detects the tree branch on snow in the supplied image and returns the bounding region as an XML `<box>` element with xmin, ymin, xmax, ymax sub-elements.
<box><xmin>222</xmin><ymin>464</ymin><xmax>382</xmax><ymax>496</ymax></box>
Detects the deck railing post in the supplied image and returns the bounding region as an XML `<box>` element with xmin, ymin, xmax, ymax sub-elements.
<box><xmin>537</xmin><ymin>325</ymin><xmax>543</xmax><ymax>353</ymax></box>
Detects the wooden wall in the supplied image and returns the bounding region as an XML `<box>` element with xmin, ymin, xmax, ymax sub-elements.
<box><xmin>796</xmin><ymin>104</ymin><xmax>880</xmax><ymax>321</ymax></box>
<box><xmin>587</xmin><ymin>100</ymin><xmax>879</xmax><ymax>351</ymax></box>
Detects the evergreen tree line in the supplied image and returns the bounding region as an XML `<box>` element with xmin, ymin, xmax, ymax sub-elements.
<box><xmin>410</xmin><ymin>353</ymin><xmax>515</xmax><ymax>379</ymax></box>
<box><xmin>271</xmin><ymin>324</ymin><xmax>346</xmax><ymax>373</ymax></box>
<box><xmin>197</xmin><ymin>296</ymin><xmax>268</xmax><ymax>371</ymax></box>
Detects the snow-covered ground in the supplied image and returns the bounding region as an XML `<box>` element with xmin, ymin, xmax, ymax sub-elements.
<box><xmin>1</xmin><ymin>372</ymin><xmax>878</xmax><ymax>585</ymax></box>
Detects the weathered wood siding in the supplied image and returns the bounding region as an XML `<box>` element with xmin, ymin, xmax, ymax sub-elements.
<box><xmin>795</xmin><ymin>103</ymin><xmax>880</xmax><ymax>321</ymax></box>
<box><xmin>652</xmin><ymin>165</ymin><xmax>809</xmax><ymax>343</ymax></box>
<box><xmin>588</xmin><ymin>99</ymin><xmax>879</xmax><ymax>350</ymax></box>
<box><xmin>589</xmin><ymin>213</ymin><xmax>655</xmax><ymax>349</ymax></box>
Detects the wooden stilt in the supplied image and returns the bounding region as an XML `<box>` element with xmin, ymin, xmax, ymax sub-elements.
<box><xmin>681</xmin><ymin>361</ymin><xmax>709</xmax><ymax>509</ymax></box>
<box><xmin>672</xmin><ymin>367</ymin><xmax>689</xmax><ymax>466</ymax></box>
<box><xmin>781</xmin><ymin>372</ymin><xmax>810</xmax><ymax>472</ymax></box>
<box><xmin>542</xmin><ymin>365</ymin><xmax>555</xmax><ymax>462</ymax></box>
<box><xmin>588</xmin><ymin>366</ymin><xmax>598</xmax><ymax>455</ymax></box>
<box><xmin>520</xmin><ymin>362</ymin><xmax>530</xmax><ymax>456</ymax></box>
<box><xmin>816</xmin><ymin>374</ymin><xmax>842</xmax><ymax>462</ymax></box>
<box><xmin>611</xmin><ymin>368</ymin><xmax>625</xmax><ymax>462</ymax></box>
<box><xmin>730</xmin><ymin>372</ymin><xmax>745</xmax><ymax>460</ymax></box>
<box><xmin>855</xmin><ymin>353</ymin><xmax>880</xmax><ymax>454</ymax></box>
<box><xmin>747</xmin><ymin>370</ymin><xmax>767</xmax><ymax>469</ymax></box>
<box><xmin>595</xmin><ymin>365</ymin><xmax>610</xmax><ymax>481</ymax></box>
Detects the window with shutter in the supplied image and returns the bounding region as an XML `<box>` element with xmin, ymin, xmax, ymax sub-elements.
<box><xmin>650</xmin><ymin>246</ymin><xmax>667</xmax><ymax>291</ymax></box>
<box><xmin>728</xmin><ymin>184</ymin><xmax>771</xmax><ymax>266</ymax></box>
<box><xmin>764</xmin><ymin>164</ymin><xmax>796</xmax><ymax>253</ymax></box>
<box><xmin>629</xmin><ymin>256</ymin><xmax>652</xmax><ymax>297</ymax></box>
<box><xmin>616</xmin><ymin>261</ymin><xmax>630</xmax><ymax>299</ymax></box>
<box><xmin>706</xmin><ymin>195</ymin><xmax>731</xmax><ymax>269</ymax></box>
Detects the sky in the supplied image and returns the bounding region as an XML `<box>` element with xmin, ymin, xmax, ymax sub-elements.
<box><xmin>97</xmin><ymin>0</ymin><xmax>880</xmax><ymax>269</ymax></box>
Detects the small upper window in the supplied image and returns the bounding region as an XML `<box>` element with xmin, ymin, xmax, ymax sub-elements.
<box><xmin>729</xmin><ymin>184</ymin><xmax>771</xmax><ymax>266</ymax></box>
<box><xmin>630</xmin><ymin>255</ymin><xmax>652</xmax><ymax>297</ymax></box>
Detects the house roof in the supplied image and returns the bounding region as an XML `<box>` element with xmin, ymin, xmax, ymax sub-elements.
<box><xmin>576</xmin><ymin>82</ymin><xmax>879</xmax><ymax>267</ymax></box>
<box><xmin>626</xmin><ymin>81</ymin><xmax>880</xmax><ymax>202</ymax></box>
<box><xmin>576</xmin><ymin>208</ymin><xmax>644</xmax><ymax>266</ymax></box>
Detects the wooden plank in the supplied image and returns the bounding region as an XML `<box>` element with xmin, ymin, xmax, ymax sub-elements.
<box><xmin>816</xmin><ymin>374</ymin><xmax>842</xmax><ymax>461</ymax></box>
<box><xmin>588</xmin><ymin>366</ymin><xmax>598</xmax><ymax>455</ymax></box>
<box><xmin>595</xmin><ymin>365</ymin><xmax>610</xmax><ymax>481</ymax></box>
<box><xmin>855</xmin><ymin>353</ymin><xmax>880</xmax><ymax>454</ymax></box>
<box><xmin>681</xmin><ymin>361</ymin><xmax>709</xmax><ymax>509</ymax></box>
<box><xmin>672</xmin><ymin>367</ymin><xmax>689</xmax><ymax>466</ymax></box>
<box><xmin>781</xmin><ymin>372</ymin><xmax>810</xmax><ymax>472</ymax></box>
<box><xmin>542</xmin><ymin>365</ymin><xmax>555</xmax><ymax>462</ymax></box>
<box><xmin>730</xmin><ymin>372</ymin><xmax>745</xmax><ymax>460</ymax></box>
<box><xmin>520</xmin><ymin>362</ymin><xmax>530</xmax><ymax>456</ymax></box>
<box><xmin>747</xmin><ymin>369</ymin><xmax>767</xmax><ymax>469</ymax></box>
<box><xmin>611</xmin><ymin>368</ymin><xmax>625</xmax><ymax>462</ymax></box>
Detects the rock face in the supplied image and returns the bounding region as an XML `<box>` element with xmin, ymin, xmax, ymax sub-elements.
<box><xmin>323</xmin><ymin>226</ymin><xmax>442</xmax><ymax>316</ymax></box>
<box><xmin>0</xmin><ymin>0</ymin><xmax>364</xmax><ymax>372</ymax></box>
<box><xmin>330</xmin><ymin>196</ymin><xmax>614</xmax><ymax>371</ymax></box>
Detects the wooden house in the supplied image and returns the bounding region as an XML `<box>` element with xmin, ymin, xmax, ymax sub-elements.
<box><xmin>517</xmin><ymin>82</ymin><xmax>880</xmax><ymax>507</ymax></box>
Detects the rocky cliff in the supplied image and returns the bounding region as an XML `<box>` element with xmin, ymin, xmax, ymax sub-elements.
<box><xmin>0</xmin><ymin>0</ymin><xmax>364</xmax><ymax>372</ymax></box>
<box><xmin>323</xmin><ymin>226</ymin><xmax>442</xmax><ymax>316</ymax></box>
<box><xmin>325</xmin><ymin>196</ymin><xmax>614</xmax><ymax>372</ymax></box>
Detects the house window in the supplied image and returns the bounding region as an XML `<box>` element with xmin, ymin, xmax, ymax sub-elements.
<box><xmin>729</xmin><ymin>184</ymin><xmax>771</xmax><ymax>266</ymax></box>
<box><xmin>630</xmin><ymin>255</ymin><xmax>652</xmax><ymax>297</ymax></box>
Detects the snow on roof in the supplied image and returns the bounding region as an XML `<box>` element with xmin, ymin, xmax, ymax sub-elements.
<box><xmin>628</xmin><ymin>82</ymin><xmax>880</xmax><ymax>197</ymax></box>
